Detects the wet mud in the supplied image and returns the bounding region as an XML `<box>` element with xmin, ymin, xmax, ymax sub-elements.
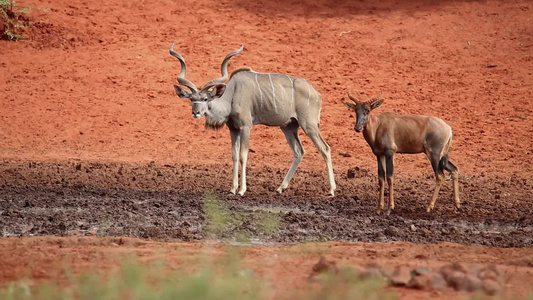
<box><xmin>1</xmin><ymin>160</ymin><xmax>531</xmax><ymax>247</ymax></box>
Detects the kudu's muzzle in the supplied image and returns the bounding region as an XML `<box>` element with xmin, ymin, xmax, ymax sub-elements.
<box><xmin>191</xmin><ymin>101</ymin><xmax>204</xmax><ymax>119</ymax></box>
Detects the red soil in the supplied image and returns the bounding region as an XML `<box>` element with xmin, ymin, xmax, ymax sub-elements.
<box><xmin>0</xmin><ymin>0</ymin><xmax>532</xmax><ymax>298</ymax></box>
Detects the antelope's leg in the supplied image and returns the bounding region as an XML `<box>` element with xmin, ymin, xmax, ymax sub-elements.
<box><xmin>428</xmin><ymin>174</ymin><xmax>444</xmax><ymax>212</ymax></box>
<box><xmin>377</xmin><ymin>155</ymin><xmax>386</xmax><ymax>214</ymax></box>
<box><xmin>238</xmin><ymin>126</ymin><xmax>252</xmax><ymax>196</ymax></box>
<box><xmin>228</xmin><ymin>125</ymin><xmax>241</xmax><ymax>195</ymax></box>
<box><xmin>385</xmin><ymin>153</ymin><xmax>395</xmax><ymax>210</ymax></box>
<box><xmin>451</xmin><ymin>170</ymin><xmax>460</xmax><ymax>209</ymax></box>
<box><xmin>277</xmin><ymin>123</ymin><xmax>304</xmax><ymax>194</ymax></box>
<box><xmin>304</xmin><ymin>127</ymin><xmax>336</xmax><ymax>196</ymax></box>
<box><xmin>444</xmin><ymin>160</ymin><xmax>460</xmax><ymax>209</ymax></box>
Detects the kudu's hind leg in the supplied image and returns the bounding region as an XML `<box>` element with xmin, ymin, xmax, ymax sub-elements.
<box><xmin>302</xmin><ymin>124</ymin><xmax>336</xmax><ymax>196</ymax></box>
<box><xmin>229</xmin><ymin>126</ymin><xmax>241</xmax><ymax>195</ymax></box>
<box><xmin>443</xmin><ymin>160</ymin><xmax>460</xmax><ymax>209</ymax></box>
<box><xmin>277</xmin><ymin>122</ymin><xmax>305</xmax><ymax>194</ymax></box>
<box><xmin>238</xmin><ymin>126</ymin><xmax>252</xmax><ymax>196</ymax></box>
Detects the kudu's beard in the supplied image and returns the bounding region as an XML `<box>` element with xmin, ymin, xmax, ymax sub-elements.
<box><xmin>204</xmin><ymin>113</ymin><xmax>227</xmax><ymax>130</ymax></box>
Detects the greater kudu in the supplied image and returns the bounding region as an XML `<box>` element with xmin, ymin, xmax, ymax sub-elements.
<box><xmin>343</xmin><ymin>93</ymin><xmax>460</xmax><ymax>213</ymax></box>
<box><xmin>170</xmin><ymin>42</ymin><xmax>336</xmax><ymax>196</ymax></box>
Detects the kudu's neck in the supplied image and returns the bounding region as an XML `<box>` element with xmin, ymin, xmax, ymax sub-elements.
<box><xmin>204</xmin><ymin>80</ymin><xmax>235</xmax><ymax>129</ymax></box>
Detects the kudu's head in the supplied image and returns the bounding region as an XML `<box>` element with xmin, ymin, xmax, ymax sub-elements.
<box><xmin>169</xmin><ymin>42</ymin><xmax>244</xmax><ymax>119</ymax></box>
<box><xmin>343</xmin><ymin>93</ymin><xmax>384</xmax><ymax>132</ymax></box>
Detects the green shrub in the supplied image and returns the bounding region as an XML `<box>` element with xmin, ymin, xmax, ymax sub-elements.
<box><xmin>0</xmin><ymin>0</ymin><xmax>31</xmax><ymax>41</ymax></box>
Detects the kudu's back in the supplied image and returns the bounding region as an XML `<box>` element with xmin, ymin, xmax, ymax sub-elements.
<box><xmin>229</xmin><ymin>70</ymin><xmax>323</xmax><ymax>128</ymax></box>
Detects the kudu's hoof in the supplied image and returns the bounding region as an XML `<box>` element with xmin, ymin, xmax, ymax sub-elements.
<box><xmin>276</xmin><ymin>187</ymin><xmax>285</xmax><ymax>195</ymax></box>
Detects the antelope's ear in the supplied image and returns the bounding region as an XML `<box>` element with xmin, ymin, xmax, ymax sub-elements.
<box><xmin>370</xmin><ymin>99</ymin><xmax>384</xmax><ymax>110</ymax></box>
<box><xmin>174</xmin><ymin>85</ymin><xmax>191</xmax><ymax>99</ymax></box>
<box><xmin>209</xmin><ymin>84</ymin><xmax>226</xmax><ymax>99</ymax></box>
<box><xmin>343</xmin><ymin>101</ymin><xmax>356</xmax><ymax>110</ymax></box>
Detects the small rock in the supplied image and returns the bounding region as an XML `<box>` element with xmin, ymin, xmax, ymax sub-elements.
<box><xmin>450</xmin><ymin>272</ymin><xmax>482</xmax><ymax>292</ymax></box>
<box><xmin>413</xmin><ymin>267</ymin><xmax>430</xmax><ymax>276</ymax></box>
<box><xmin>311</xmin><ymin>256</ymin><xmax>338</xmax><ymax>275</ymax></box>
<box><xmin>347</xmin><ymin>169</ymin><xmax>355</xmax><ymax>178</ymax></box>
<box><xmin>407</xmin><ymin>274</ymin><xmax>433</xmax><ymax>291</ymax></box>
<box><xmin>478</xmin><ymin>265</ymin><xmax>500</xmax><ymax>281</ymax></box>
<box><xmin>389</xmin><ymin>266</ymin><xmax>412</xmax><ymax>286</ymax></box>
<box><xmin>384</xmin><ymin>226</ymin><xmax>401</xmax><ymax>237</ymax></box>
<box><xmin>440</xmin><ymin>263</ymin><xmax>468</xmax><ymax>283</ymax></box>
<box><xmin>482</xmin><ymin>278</ymin><xmax>502</xmax><ymax>295</ymax></box>
<box><xmin>414</xmin><ymin>254</ymin><xmax>429</xmax><ymax>260</ymax></box>
<box><xmin>340</xmin><ymin>152</ymin><xmax>352</xmax><ymax>158</ymax></box>
<box><xmin>446</xmin><ymin>270</ymin><xmax>465</xmax><ymax>289</ymax></box>
<box><xmin>421</xmin><ymin>228</ymin><xmax>432</xmax><ymax>236</ymax></box>
<box><xmin>431</xmin><ymin>272</ymin><xmax>447</xmax><ymax>290</ymax></box>
<box><xmin>410</xmin><ymin>224</ymin><xmax>417</xmax><ymax>232</ymax></box>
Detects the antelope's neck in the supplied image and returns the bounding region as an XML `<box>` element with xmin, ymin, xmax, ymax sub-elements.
<box><xmin>362</xmin><ymin>114</ymin><xmax>378</xmax><ymax>145</ymax></box>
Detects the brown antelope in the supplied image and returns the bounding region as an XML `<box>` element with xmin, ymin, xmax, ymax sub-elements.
<box><xmin>343</xmin><ymin>93</ymin><xmax>460</xmax><ymax>214</ymax></box>
<box><xmin>169</xmin><ymin>42</ymin><xmax>336</xmax><ymax>196</ymax></box>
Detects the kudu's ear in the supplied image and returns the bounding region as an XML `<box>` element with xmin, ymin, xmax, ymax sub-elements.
<box><xmin>370</xmin><ymin>99</ymin><xmax>384</xmax><ymax>110</ymax></box>
<box><xmin>343</xmin><ymin>101</ymin><xmax>356</xmax><ymax>110</ymax></box>
<box><xmin>209</xmin><ymin>84</ymin><xmax>226</xmax><ymax>99</ymax></box>
<box><xmin>174</xmin><ymin>85</ymin><xmax>191</xmax><ymax>99</ymax></box>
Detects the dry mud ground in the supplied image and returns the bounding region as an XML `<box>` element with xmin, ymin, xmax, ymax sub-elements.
<box><xmin>0</xmin><ymin>0</ymin><xmax>532</xmax><ymax>298</ymax></box>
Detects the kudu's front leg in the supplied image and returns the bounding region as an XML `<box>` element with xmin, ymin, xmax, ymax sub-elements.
<box><xmin>229</xmin><ymin>126</ymin><xmax>241</xmax><ymax>195</ymax></box>
<box><xmin>238</xmin><ymin>126</ymin><xmax>252</xmax><ymax>196</ymax></box>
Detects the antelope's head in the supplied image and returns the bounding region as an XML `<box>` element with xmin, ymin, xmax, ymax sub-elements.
<box><xmin>169</xmin><ymin>42</ymin><xmax>244</xmax><ymax>119</ymax></box>
<box><xmin>343</xmin><ymin>93</ymin><xmax>384</xmax><ymax>132</ymax></box>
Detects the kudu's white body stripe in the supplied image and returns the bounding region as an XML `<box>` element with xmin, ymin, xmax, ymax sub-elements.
<box><xmin>268</xmin><ymin>74</ymin><xmax>277</xmax><ymax>111</ymax></box>
<box><xmin>254</xmin><ymin>73</ymin><xmax>264</xmax><ymax>106</ymax></box>
<box><xmin>285</xmin><ymin>75</ymin><xmax>294</xmax><ymax>107</ymax></box>
<box><xmin>305</xmin><ymin>79</ymin><xmax>311</xmax><ymax>107</ymax></box>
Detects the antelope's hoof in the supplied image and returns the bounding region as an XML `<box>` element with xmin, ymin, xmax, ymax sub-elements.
<box><xmin>238</xmin><ymin>189</ymin><xmax>246</xmax><ymax>196</ymax></box>
<box><xmin>426</xmin><ymin>206</ymin><xmax>433</xmax><ymax>213</ymax></box>
<box><xmin>389</xmin><ymin>204</ymin><xmax>395</xmax><ymax>210</ymax></box>
<box><xmin>376</xmin><ymin>209</ymin><xmax>382</xmax><ymax>215</ymax></box>
<box><xmin>329</xmin><ymin>190</ymin><xmax>335</xmax><ymax>197</ymax></box>
<box><xmin>229</xmin><ymin>188</ymin><xmax>237</xmax><ymax>195</ymax></box>
<box><xmin>276</xmin><ymin>186</ymin><xmax>285</xmax><ymax>195</ymax></box>
<box><xmin>455</xmin><ymin>203</ymin><xmax>461</xmax><ymax>209</ymax></box>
